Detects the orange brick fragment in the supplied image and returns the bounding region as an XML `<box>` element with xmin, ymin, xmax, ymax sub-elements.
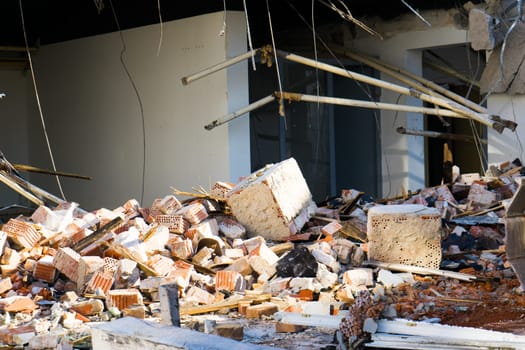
<box><xmin>245</xmin><ymin>303</ymin><xmax>278</xmax><ymax>319</ymax></box>
<box><xmin>3</xmin><ymin>219</ymin><xmax>41</xmax><ymax>249</ymax></box>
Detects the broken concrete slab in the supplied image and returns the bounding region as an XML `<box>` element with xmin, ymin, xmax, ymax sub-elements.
<box><xmin>91</xmin><ymin>317</ymin><xmax>282</xmax><ymax>350</ymax></box>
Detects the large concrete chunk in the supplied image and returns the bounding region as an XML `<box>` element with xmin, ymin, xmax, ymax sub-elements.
<box><xmin>227</xmin><ymin>158</ymin><xmax>316</xmax><ymax>241</ymax></box>
<box><xmin>91</xmin><ymin>317</ymin><xmax>283</xmax><ymax>350</ymax></box>
<box><xmin>367</xmin><ymin>204</ymin><xmax>442</xmax><ymax>269</ymax></box>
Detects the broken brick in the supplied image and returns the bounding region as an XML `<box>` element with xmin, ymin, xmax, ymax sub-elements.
<box><xmin>106</xmin><ymin>289</ymin><xmax>143</xmax><ymax>311</ymax></box>
<box><xmin>245</xmin><ymin>303</ymin><xmax>279</xmax><ymax>319</ymax></box>
<box><xmin>53</xmin><ymin>247</ymin><xmax>80</xmax><ymax>281</ymax></box>
<box><xmin>3</xmin><ymin>219</ymin><xmax>41</xmax><ymax>249</ymax></box>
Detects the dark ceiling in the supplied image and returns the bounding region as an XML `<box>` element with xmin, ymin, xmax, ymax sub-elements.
<box><xmin>0</xmin><ymin>0</ymin><xmax>478</xmax><ymax>48</ymax></box>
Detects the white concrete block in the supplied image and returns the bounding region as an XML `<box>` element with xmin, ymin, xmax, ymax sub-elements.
<box><xmin>367</xmin><ymin>204</ymin><xmax>442</xmax><ymax>269</ymax></box>
<box><xmin>227</xmin><ymin>158</ymin><xmax>317</xmax><ymax>241</ymax></box>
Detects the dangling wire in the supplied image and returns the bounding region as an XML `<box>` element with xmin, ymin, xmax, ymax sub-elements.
<box><xmin>312</xmin><ymin>0</ymin><xmax>322</xmax><ymax>165</ymax></box>
<box><xmin>266</xmin><ymin>0</ymin><xmax>285</xmax><ymax>119</ymax></box>
<box><xmin>480</xmin><ymin>0</ymin><xmax>523</xmax><ymax>105</ymax></box>
<box><xmin>286</xmin><ymin>0</ymin><xmax>392</xmax><ymax>197</ymax></box>
<box><xmin>156</xmin><ymin>0</ymin><xmax>164</xmax><ymax>56</ymax></box>
<box><xmin>19</xmin><ymin>0</ymin><xmax>67</xmax><ymax>200</ymax></box>
<box><xmin>243</xmin><ymin>0</ymin><xmax>256</xmax><ymax>71</ymax></box>
<box><xmin>109</xmin><ymin>0</ymin><xmax>147</xmax><ymax>205</ymax></box>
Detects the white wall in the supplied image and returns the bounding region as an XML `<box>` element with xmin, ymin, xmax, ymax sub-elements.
<box><xmin>487</xmin><ymin>95</ymin><xmax>525</xmax><ymax>164</ymax></box>
<box><xmin>24</xmin><ymin>11</ymin><xmax>248</xmax><ymax>210</ymax></box>
<box><xmin>351</xmin><ymin>13</ymin><xmax>468</xmax><ymax>197</ymax></box>
<box><xmin>0</xmin><ymin>70</ymin><xmax>33</xmax><ymax>207</ymax></box>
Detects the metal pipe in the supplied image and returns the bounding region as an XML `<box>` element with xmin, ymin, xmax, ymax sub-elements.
<box><xmin>275</xmin><ymin>92</ymin><xmax>469</xmax><ymax>119</ymax></box>
<box><xmin>396</xmin><ymin>126</ymin><xmax>487</xmax><ymax>144</ymax></box>
<box><xmin>329</xmin><ymin>45</ymin><xmax>487</xmax><ymax>114</ymax></box>
<box><xmin>182</xmin><ymin>48</ymin><xmax>260</xmax><ymax>85</ymax></box>
<box><xmin>423</xmin><ymin>58</ymin><xmax>480</xmax><ymax>88</ymax></box>
<box><xmin>0</xmin><ymin>170</ymin><xmax>44</xmax><ymax>206</ymax></box>
<box><xmin>204</xmin><ymin>95</ymin><xmax>275</xmax><ymax>130</ymax></box>
<box><xmin>276</xmin><ymin>49</ymin><xmax>506</xmax><ymax>132</ymax></box>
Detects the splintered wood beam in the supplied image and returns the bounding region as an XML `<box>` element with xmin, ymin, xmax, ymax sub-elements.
<box><xmin>396</xmin><ymin>126</ymin><xmax>488</xmax><ymax>144</ymax></box>
<box><xmin>275</xmin><ymin>92</ymin><xmax>469</xmax><ymax>119</ymax></box>
<box><xmin>181</xmin><ymin>48</ymin><xmax>260</xmax><ymax>85</ymax></box>
<box><xmin>204</xmin><ymin>95</ymin><xmax>275</xmax><ymax>130</ymax></box>
<box><xmin>276</xmin><ymin>49</ymin><xmax>509</xmax><ymax>133</ymax></box>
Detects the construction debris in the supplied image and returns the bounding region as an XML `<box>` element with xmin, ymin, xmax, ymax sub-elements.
<box><xmin>0</xmin><ymin>156</ymin><xmax>522</xmax><ymax>349</ymax></box>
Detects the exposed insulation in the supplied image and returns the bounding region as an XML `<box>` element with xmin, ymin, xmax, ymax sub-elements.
<box><xmin>367</xmin><ymin>204</ymin><xmax>442</xmax><ymax>269</ymax></box>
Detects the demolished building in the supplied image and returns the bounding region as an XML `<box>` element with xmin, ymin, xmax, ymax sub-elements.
<box><xmin>2</xmin><ymin>0</ymin><xmax>525</xmax><ymax>349</ymax></box>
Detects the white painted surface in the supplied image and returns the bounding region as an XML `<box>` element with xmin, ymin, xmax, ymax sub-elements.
<box><xmin>23</xmin><ymin>11</ymin><xmax>247</xmax><ymax>210</ymax></box>
<box><xmin>91</xmin><ymin>317</ymin><xmax>282</xmax><ymax>350</ymax></box>
<box><xmin>487</xmin><ymin>94</ymin><xmax>524</xmax><ymax>164</ymax></box>
<box><xmin>351</xmin><ymin>15</ymin><xmax>469</xmax><ymax>197</ymax></box>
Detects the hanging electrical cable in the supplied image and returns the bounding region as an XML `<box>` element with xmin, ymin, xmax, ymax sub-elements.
<box><xmin>312</xmin><ymin>0</ymin><xmax>322</xmax><ymax>167</ymax></box>
<box><xmin>285</xmin><ymin>0</ymin><xmax>393</xmax><ymax>197</ymax></box>
<box><xmin>266</xmin><ymin>0</ymin><xmax>286</xmax><ymax>119</ymax></box>
<box><xmin>243</xmin><ymin>0</ymin><xmax>257</xmax><ymax>71</ymax></box>
<box><xmin>156</xmin><ymin>0</ymin><xmax>164</xmax><ymax>56</ymax></box>
<box><xmin>480</xmin><ymin>0</ymin><xmax>523</xmax><ymax>106</ymax></box>
<box><xmin>19</xmin><ymin>0</ymin><xmax>67</xmax><ymax>200</ymax></box>
<box><xmin>109</xmin><ymin>0</ymin><xmax>147</xmax><ymax>205</ymax></box>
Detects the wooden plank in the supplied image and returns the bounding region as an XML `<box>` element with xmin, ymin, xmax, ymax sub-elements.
<box><xmin>179</xmin><ymin>294</ymin><xmax>271</xmax><ymax>316</ymax></box>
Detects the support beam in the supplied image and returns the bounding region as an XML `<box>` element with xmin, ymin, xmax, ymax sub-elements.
<box><xmin>396</xmin><ymin>126</ymin><xmax>487</xmax><ymax>144</ymax></box>
<box><xmin>276</xmin><ymin>49</ymin><xmax>509</xmax><ymax>133</ymax></box>
<box><xmin>204</xmin><ymin>95</ymin><xmax>275</xmax><ymax>130</ymax></box>
<box><xmin>424</xmin><ymin>58</ymin><xmax>480</xmax><ymax>88</ymax></box>
<box><xmin>182</xmin><ymin>48</ymin><xmax>260</xmax><ymax>85</ymax></box>
<box><xmin>328</xmin><ymin>44</ymin><xmax>489</xmax><ymax>115</ymax></box>
<box><xmin>275</xmin><ymin>92</ymin><xmax>469</xmax><ymax>119</ymax></box>
<box><xmin>0</xmin><ymin>171</ymin><xmax>44</xmax><ymax>206</ymax></box>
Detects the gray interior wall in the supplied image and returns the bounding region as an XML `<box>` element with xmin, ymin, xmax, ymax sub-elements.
<box><xmin>22</xmin><ymin>11</ymin><xmax>247</xmax><ymax>211</ymax></box>
<box><xmin>0</xmin><ymin>70</ymin><xmax>32</xmax><ymax>207</ymax></box>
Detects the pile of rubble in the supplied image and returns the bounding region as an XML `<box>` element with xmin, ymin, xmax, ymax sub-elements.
<box><xmin>0</xmin><ymin>157</ymin><xmax>524</xmax><ymax>349</ymax></box>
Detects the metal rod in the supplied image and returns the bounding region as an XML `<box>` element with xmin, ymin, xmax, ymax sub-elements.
<box><xmin>204</xmin><ymin>95</ymin><xmax>275</xmax><ymax>130</ymax></box>
<box><xmin>275</xmin><ymin>92</ymin><xmax>469</xmax><ymax>119</ymax></box>
<box><xmin>396</xmin><ymin>126</ymin><xmax>488</xmax><ymax>144</ymax></box>
<box><xmin>13</xmin><ymin>164</ymin><xmax>92</xmax><ymax>180</ymax></box>
<box><xmin>182</xmin><ymin>48</ymin><xmax>260</xmax><ymax>85</ymax></box>
<box><xmin>329</xmin><ymin>44</ymin><xmax>488</xmax><ymax>115</ymax></box>
<box><xmin>9</xmin><ymin>172</ymin><xmax>88</xmax><ymax>215</ymax></box>
<box><xmin>276</xmin><ymin>49</ymin><xmax>506</xmax><ymax>132</ymax></box>
<box><xmin>0</xmin><ymin>170</ymin><xmax>44</xmax><ymax>206</ymax></box>
<box><xmin>424</xmin><ymin>58</ymin><xmax>480</xmax><ymax>88</ymax></box>
<box><xmin>9</xmin><ymin>173</ymin><xmax>65</xmax><ymax>206</ymax></box>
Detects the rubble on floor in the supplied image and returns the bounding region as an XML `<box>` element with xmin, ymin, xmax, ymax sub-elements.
<box><xmin>0</xmin><ymin>157</ymin><xmax>525</xmax><ymax>349</ymax></box>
